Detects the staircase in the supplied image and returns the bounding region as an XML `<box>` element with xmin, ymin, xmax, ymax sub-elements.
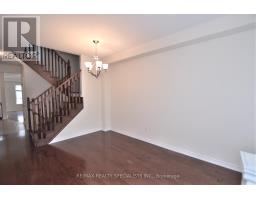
<box><xmin>24</xmin><ymin>45</ymin><xmax>83</xmax><ymax>147</ymax></box>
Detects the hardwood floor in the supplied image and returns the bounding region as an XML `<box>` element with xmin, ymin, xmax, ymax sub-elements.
<box><xmin>7</xmin><ymin>111</ymin><xmax>24</xmax><ymax>123</ymax></box>
<box><xmin>0</xmin><ymin>118</ymin><xmax>241</xmax><ymax>184</ymax></box>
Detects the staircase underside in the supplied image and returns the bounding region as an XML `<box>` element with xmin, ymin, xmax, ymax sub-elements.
<box><xmin>24</xmin><ymin>61</ymin><xmax>59</xmax><ymax>86</ymax></box>
<box><xmin>31</xmin><ymin>102</ymin><xmax>83</xmax><ymax>147</ymax></box>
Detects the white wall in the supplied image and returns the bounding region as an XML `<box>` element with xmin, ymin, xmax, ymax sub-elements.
<box><xmin>4</xmin><ymin>73</ymin><xmax>23</xmax><ymax>112</ymax></box>
<box><xmin>0</xmin><ymin>73</ymin><xmax>7</xmax><ymax>119</ymax></box>
<box><xmin>4</xmin><ymin>81</ymin><xmax>23</xmax><ymax>112</ymax></box>
<box><xmin>0</xmin><ymin>62</ymin><xmax>22</xmax><ymax>73</ymax></box>
<box><xmin>109</xmin><ymin>29</ymin><xmax>255</xmax><ymax>171</ymax></box>
<box><xmin>0</xmin><ymin>73</ymin><xmax>2</xmax><ymax>101</ymax></box>
<box><xmin>51</xmin><ymin>54</ymin><xmax>102</xmax><ymax>143</ymax></box>
<box><xmin>101</xmin><ymin>72</ymin><xmax>111</xmax><ymax>130</ymax></box>
<box><xmin>22</xmin><ymin>63</ymin><xmax>51</xmax><ymax>99</ymax></box>
<box><xmin>254</xmin><ymin>28</ymin><xmax>256</xmax><ymax>153</ymax></box>
<box><xmin>49</xmin><ymin>16</ymin><xmax>255</xmax><ymax>172</ymax></box>
<box><xmin>0</xmin><ymin>62</ymin><xmax>22</xmax><ymax>118</ymax></box>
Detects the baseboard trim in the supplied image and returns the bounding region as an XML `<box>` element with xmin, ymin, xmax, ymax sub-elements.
<box><xmin>50</xmin><ymin>128</ymin><xmax>102</xmax><ymax>144</ymax></box>
<box><xmin>102</xmin><ymin>128</ymin><xmax>112</xmax><ymax>132</ymax></box>
<box><xmin>50</xmin><ymin>127</ymin><xmax>242</xmax><ymax>172</ymax></box>
<box><xmin>111</xmin><ymin>129</ymin><xmax>242</xmax><ymax>172</ymax></box>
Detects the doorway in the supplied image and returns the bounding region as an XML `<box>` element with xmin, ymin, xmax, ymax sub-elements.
<box><xmin>0</xmin><ymin>73</ymin><xmax>27</xmax><ymax>143</ymax></box>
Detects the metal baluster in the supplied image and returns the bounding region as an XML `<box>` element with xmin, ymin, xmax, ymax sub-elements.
<box><xmin>73</xmin><ymin>78</ymin><xmax>76</xmax><ymax>108</ymax></box>
<box><xmin>58</xmin><ymin>56</ymin><xmax>60</xmax><ymax>79</ymax></box>
<box><xmin>55</xmin><ymin>53</ymin><xmax>57</xmax><ymax>77</ymax></box>
<box><xmin>27</xmin><ymin>98</ymin><xmax>32</xmax><ymax>133</ymax></box>
<box><xmin>44</xmin><ymin>48</ymin><xmax>47</xmax><ymax>70</ymax></box>
<box><xmin>51</xmin><ymin>50</ymin><xmax>54</xmax><ymax>77</ymax></box>
<box><xmin>52</xmin><ymin>88</ymin><xmax>55</xmax><ymax>130</ymax></box>
<box><xmin>35</xmin><ymin>45</ymin><xmax>39</xmax><ymax>64</ymax></box>
<box><xmin>31</xmin><ymin>99</ymin><xmax>35</xmax><ymax>135</ymax></box>
<box><xmin>40</xmin><ymin>96</ymin><xmax>44</xmax><ymax>138</ymax></box>
<box><xmin>40</xmin><ymin>46</ymin><xmax>43</xmax><ymax>66</ymax></box>
<box><xmin>66</xmin><ymin>82</ymin><xmax>70</xmax><ymax>115</ymax></box>
<box><xmin>61</xmin><ymin>59</ymin><xmax>63</xmax><ymax>79</ymax></box>
<box><xmin>37</xmin><ymin>100</ymin><xmax>41</xmax><ymax>139</ymax></box>
<box><xmin>59</xmin><ymin>88</ymin><xmax>63</xmax><ymax>123</ymax></box>
<box><xmin>48</xmin><ymin>91</ymin><xmax>51</xmax><ymax>131</ymax></box>
<box><xmin>47</xmin><ymin>48</ymin><xmax>50</xmax><ymax>72</ymax></box>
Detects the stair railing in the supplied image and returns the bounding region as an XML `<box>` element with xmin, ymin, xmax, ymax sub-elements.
<box><xmin>25</xmin><ymin>44</ymin><xmax>71</xmax><ymax>84</ymax></box>
<box><xmin>27</xmin><ymin>71</ymin><xmax>81</xmax><ymax>139</ymax></box>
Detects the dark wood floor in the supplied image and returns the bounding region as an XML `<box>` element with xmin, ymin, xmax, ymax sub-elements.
<box><xmin>0</xmin><ymin>115</ymin><xmax>241</xmax><ymax>184</ymax></box>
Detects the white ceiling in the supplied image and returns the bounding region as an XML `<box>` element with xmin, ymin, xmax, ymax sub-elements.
<box><xmin>0</xmin><ymin>15</ymin><xmax>224</xmax><ymax>58</ymax></box>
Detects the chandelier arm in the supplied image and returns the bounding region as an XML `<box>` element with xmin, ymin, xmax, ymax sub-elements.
<box><xmin>89</xmin><ymin>71</ymin><xmax>98</xmax><ymax>78</ymax></box>
<box><xmin>88</xmin><ymin>70</ymin><xmax>101</xmax><ymax>78</ymax></box>
<box><xmin>96</xmin><ymin>70</ymin><xmax>101</xmax><ymax>78</ymax></box>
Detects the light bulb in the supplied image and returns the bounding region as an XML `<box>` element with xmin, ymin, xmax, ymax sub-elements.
<box><xmin>96</xmin><ymin>60</ymin><xmax>102</xmax><ymax>70</ymax></box>
<box><xmin>85</xmin><ymin>62</ymin><xmax>92</xmax><ymax>70</ymax></box>
<box><xmin>102</xmin><ymin>64</ymin><xmax>108</xmax><ymax>70</ymax></box>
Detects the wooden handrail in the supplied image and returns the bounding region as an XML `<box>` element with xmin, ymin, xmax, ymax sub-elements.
<box><xmin>27</xmin><ymin>70</ymin><xmax>82</xmax><ymax>139</ymax></box>
<box><xmin>29</xmin><ymin>71</ymin><xmax>80</xmax><ymax>105</ymax></box>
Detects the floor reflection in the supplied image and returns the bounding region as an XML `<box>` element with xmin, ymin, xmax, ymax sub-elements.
<box><xmin>17</xmin><ymin>115</ymin><xmax>24</xmax><ymax>123</ymax></box>
<box><xmin>0</xmin><ymin>135</ymin><xmax>4</xmax><ymax>141</ymax></box>
<box><xmin>0</xmin><ymin>112</ymin><xmax>27</xmax><ymax>138</ymax></box>
<box><xmin>18</xmin><ymin>129</ymin><xmax>26</xmax><ymax>137</ymax></box>
<box><xmin>7</xmin><ymin>111</ymin><xmax>24</xmax><ymax>123</ymax></box>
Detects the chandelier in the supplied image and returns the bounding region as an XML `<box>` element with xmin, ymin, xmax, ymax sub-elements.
<box><xmin>84</xmin><ymin>40</ymin><xmax>108</xmax><ymax>78</ymax></box>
